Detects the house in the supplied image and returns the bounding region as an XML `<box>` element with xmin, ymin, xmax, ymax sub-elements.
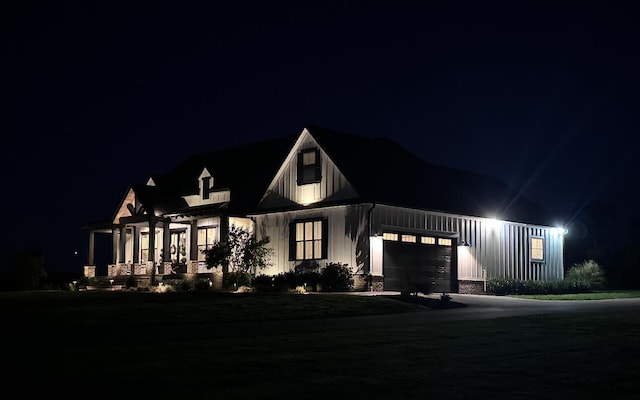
<box><xmin>83</xmin><ymin>125</ymin><xmax>565</xmax><ymax>293</ymax></box>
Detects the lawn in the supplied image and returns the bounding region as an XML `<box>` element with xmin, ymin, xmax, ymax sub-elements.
<box><xmin>3</xmin><ymin>290</ymin><xmax>639</xmax><ymax>399</ymax></box>
<box><xmin>512</xmin><ymin>290</ymin><xmax>640</xmax><ymax>300</ymax></box>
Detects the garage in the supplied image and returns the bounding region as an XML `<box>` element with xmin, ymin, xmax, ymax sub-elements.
<box><xmin>382</xmin><ymin>233</ymin><xmax>456</xmax><ymax>293</ymax></box>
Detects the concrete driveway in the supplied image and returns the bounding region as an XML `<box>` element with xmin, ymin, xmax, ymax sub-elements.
<box><xmin>366</xmin><ymin>292</ymin><xmax>640</xmax><ymax>321</ymax></box>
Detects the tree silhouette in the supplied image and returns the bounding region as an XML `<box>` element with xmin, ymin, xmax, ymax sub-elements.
<box><xmin>0</xmin><ymin>248</ymin><xmax>47</xmax><ymax>291</ymax></box>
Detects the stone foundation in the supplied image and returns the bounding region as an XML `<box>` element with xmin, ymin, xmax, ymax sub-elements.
<box><xmin>352</xmin><ymin>274</ymin><xmax>368</xmax><ymax>291</ymax></box>
<box><xmin>83</xmin><ymin>265</ymin><xmax>96</xmax><ymax>278</ymax></box>
<box><xmin>458</xmin><ymin>280</ymin><xmax>486</xmax><ymax>294</ymax></box>
<box><xmin>370</xmin><ymin>275</ymin><xmax>384</xmax><ymax>292</ymax></box>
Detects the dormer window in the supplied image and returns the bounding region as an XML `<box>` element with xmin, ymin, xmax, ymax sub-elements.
<box><xmin>202</xmin><ymin>176</ymin><xmax>212</xmax><ymax>200</ymax></box>
<box><xmin>297</xmin><ymin>148</ymin><xmax>321</xmax><ymax>185</ymax></box>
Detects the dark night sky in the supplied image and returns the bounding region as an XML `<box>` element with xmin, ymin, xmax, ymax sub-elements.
<box><xmin>2</xmin><ymin>1</ymin><xmax>639</xmax><ymax>273</ymax></box>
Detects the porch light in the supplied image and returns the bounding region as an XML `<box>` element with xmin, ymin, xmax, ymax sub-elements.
<box><xmin>551</xmin><ymin>226</ymin><xmax>568</xmax><ymax>236</ymax></box>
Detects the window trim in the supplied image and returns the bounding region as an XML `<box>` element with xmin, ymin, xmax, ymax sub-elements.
<box><xmin>197</xmin><ymin>225</ymin><xmax>218</xmax><ymax>262</ymax></box>
<box><xmin>140</xmin><ymin>231</ymin><xmax>150</xmax><ymax>264</ymax></box>
<box><xmin>296</xmin><ymin>148</ymin><xmax>321</xmax><ymax>185</ymax></box>
<box><xmin>202</xmin><ymin>177</ymin><xmax>212</xmax><ymax>200</ymax></box>
<box><xmin>530</xmin><ymin>236</ymin><xmax>545</xmax><ymax>262</ymax></box>
<box><xmin>289</xmin><ymin>218</ymin><xmax>328</xmax><ymax>261</ymax></box>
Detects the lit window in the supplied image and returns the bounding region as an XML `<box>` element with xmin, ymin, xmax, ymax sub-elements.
<box><xmin>290</xmin><ymin>219</ymin><xmax>326</xmax><ymax>260</ymax></box>
<box><xmin>198</xmin><ymin>226</ymin><xmax>218</xmax><ymax>261</ymax></box>
<box><xmin>401</xmin><ymin>234</ymin><xmax>416</xmax><ymax>243</ymax></box>
<box><xmin>383</xmin><ymin>233</ymin><xmax>398</xmax><ymax>241</ymax></box>
<box><xmin>531</xmin><ymin>237</ymin><xmax>544</xmax><ymax>261</ymax></box>
<box><xmin>297</xmin><ymin>148</ymin><xmax>321</xmax><ymax>185</ymax></box>
<box><xmin>140</xmin><ymin>232</ymin><xmax>149</xmax><ymax>263</ymax></box>
<box><xmin>438</xmin><ymin>238</ymin><xmax>452</xmax><ymax>246</ymax></box>
<box><xmin>421</xmin><ymin>236</ymin><xmax>435</xmax><ymax>245</ymax></box>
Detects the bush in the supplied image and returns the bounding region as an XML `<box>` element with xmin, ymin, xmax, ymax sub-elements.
<box><xmin>125</xmin><ymin>275</ymin><xmax>138</xmax><ymax>289</ymax></box>
<box><xmin>486</xmin><ymin>276</ymin><xmax>595</xmax><ymax>295</ymax></box>
<box><xmin>319</xmin><ymin>262</ymin><xmax>353</xmax><ymax>292</ymax></box>
<box><xmin>565</xmin><ymin>259</ymin><xmax>606</xmax><ymax>290</ymax></box>
<box><xmin>251</xmin><ymin>262</ymin><xmax>354</xmax><ymax>293</ymax></box>
<box><xmin>223</xmin><ymin>271</ymin><xmax>252</xmax><ymax>290</ymax></box>
<box><xmin>252</xmin><ymin>274</ymin><xmax>276</xmax><ymax>292</ymax></box>
<box><xmin>194</xmin><ymin>278</ymin><xmax>212</xmax><ymax>291</ymax></box>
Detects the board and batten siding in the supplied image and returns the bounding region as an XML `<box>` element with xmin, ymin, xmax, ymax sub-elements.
<box><xmin>254</xmin><ymin>205</ymin><xmax>368</xmax><ymax>276</ymax></box>
<box><xmin>260</xmin><ymin>130</ymin><xmax>358</xmax><ymax>209</ymax></box>
<box><xmin>370</xmin><ymin>204</ymin><xmax>564</xmax><ymax>281</ymax></box>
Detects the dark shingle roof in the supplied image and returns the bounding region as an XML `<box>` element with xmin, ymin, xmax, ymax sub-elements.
<box><xmin>134</xmin><ymin>125</ymin><xmax>552</xmax><ymax>225</ymax></box>
<box><xmin>306</xmin><ymin>125</ymin><xmax>553</xmax><ymax>225</ymax></box>
<box><xmin>146</xmin><ymin>134</ymin><xmax>296</xmax><ymax>215</ymax></box>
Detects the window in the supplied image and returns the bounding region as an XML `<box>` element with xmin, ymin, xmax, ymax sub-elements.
<box><xmin>531</xmin><ymin>237</ymin><xmax>544</xmax><ymax>261</ymax></box>
<box><xmin>197</xmin><ymin>226</ymin><xmax>218</xmax><ymax>262</ymax></box>
<box><xmin>297</xmin><ymin>148</ymin><xmax>321</xmax><ymax>185</ymax></box>
<box><xmin>140</xmin><ymin>232</ymin><xmax>149</xmax><ymax>263</ymax></box>
<box><xmin>289</xmin><ymin>219</ymin><xmax>327</xmax><ymax>260</ymax></box>
<box><xmin>438</xmin><ymin>238</ymin><xmax>452</xmax><ymax>246</ymax></box>
<box><xmin>401</xmin><ymin>234</ymin><xmax>416</xmax><ymax>243</ymax></box>
<box><xmin>202</xmin><ymin>177</ymin><xmax>212</xmax><ymax>200</ymax></box>
<box><xmin>382</xmin><ymin>232</ymin><xmax>398</xmax><ymax>241</ymax></box>
<box><xmin>421</xmin><ymin>236</ymin><xmax>435</xmax><ymax>245</ymax></box>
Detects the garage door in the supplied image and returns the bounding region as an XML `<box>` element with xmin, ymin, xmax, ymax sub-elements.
<box><xmin>383</xmin><ymin>236</ymin><xmax>453</xmax><ymax>293</ymax></box>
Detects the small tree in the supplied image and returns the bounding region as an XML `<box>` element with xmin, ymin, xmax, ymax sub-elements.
<box><xmin>204</xmin><ymin>225</ymin><xmax>273</xmax><ymax>275</ymax></box>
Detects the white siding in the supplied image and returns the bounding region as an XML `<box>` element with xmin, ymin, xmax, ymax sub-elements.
<box><xmin>371</xmin><ymin>204</ymin><xmax>564</xmax><ymax>281</ymax></box>
<box><xmin>254</xmin><ymin>205</ymin><xmax>369</xmax><ymax>276</ymax></box>
<box><xmin>258</xmin><ymin>129</ymin><xmax>358</xmax><ymax>209</ymax></box>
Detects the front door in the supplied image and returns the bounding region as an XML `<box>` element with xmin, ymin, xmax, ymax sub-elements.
<box><xmin>170</xmin><ymin>230</ymin><xmax>187</xmax><ymax>272</ymax></box>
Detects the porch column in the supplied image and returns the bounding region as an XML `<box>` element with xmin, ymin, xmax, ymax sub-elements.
<box><xmin>112</xmin><ymin>228</ymin><xmax>118</xmax><ymax>264</ymax></box>
<box><xmin>148</xmin><ymin>219</ymin><xmax>157</xmax><ymax>283</ymax></box>
<box><xmin>148</xmin><ymin>219</ymin><xmax>156</xmax><ymax>263</ymax></box>
<box><xmin>190</xmin><ymin>220</ymin><xmax>198</xmax><ymax>262</ymax></box>
<box><xmin>132</xmin><ymin>226</ymin><xmax>140</xmax><ymax>264</ymax></box>
<box><xmin>87</xmin><ymin>230</ymin><xmax>95</xmax><ymax>266</ymax></box>
<box><xmin>119</xmin><ymin>225</ymin><xmax>127</xmax><ymax>263</ymax></box>
<box><xmin>163</xmin><ymin>223</ymin><xmax>171</xmax><ymax>265</ymax></box>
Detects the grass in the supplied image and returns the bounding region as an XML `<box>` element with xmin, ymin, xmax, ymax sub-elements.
<box><xmin>2</xmin><ymin>290</ymin><xmax>639</xmax><ymax>399</ymax></box>
<box><xmin>511</xmin><ymin>290</ymin><xmax>640</xmax><ymax>300</ymax></box>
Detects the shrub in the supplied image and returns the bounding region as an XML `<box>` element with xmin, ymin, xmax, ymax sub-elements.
<box><xmin>252</xmin><ymin>274</ymin><xmax>276</xmax><ymax>292</ymax></box>
<box><xmin>125</xmin><ymin>275</ymin><xmax>138</xmax><ymax>289</ymax></box>
<box><xmin>319</xmin><ymin>262</ymin><xmax>353</xmax><ymax>292</ymax></box>
<box><xmin>223</xmin><ymin>271</ymin><xmax>252</xmax><ymax>290</ymax></box>
<box><xmin>76</xmin><ymin>275</ymin><xmax>95</xmax><ymax>289</ymax></box>
<box><xmin>252</xmin><ymin>270</ymin><xmax>322</xmax><ymax>293</ymax></box>
<box><xmin>194</xmin><ymin>278</ymin><xmax>212</xmax><ymax>291</ymax></box>
<box><xmin>486</xmin><ymin>276</ymin><xmax>596</xmax><ymax>295</ymax></box>
<box><xmin>565</xmin><ymin>259</ymin><xmax>606</xmax><ymax>290</ymax></box>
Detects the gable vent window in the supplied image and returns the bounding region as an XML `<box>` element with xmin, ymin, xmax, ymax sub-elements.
<box><xmin>202</xmin><ymin>177</ymin><xmax>212</xmax><ymax>200</ymax></box>
<box><xmin>289</xmin><ymin>219</ymin><xmax>327</xmax><ymax>260</ymax></box>
<box><xmin>297</xmin><ymin>148</ymin><xmax>321</xmax><ymax>185</ymax></box>
<box><xmin>531</xmin><ymin>237</ymin><xmax>544</xmax><ymax>261</ymax></box>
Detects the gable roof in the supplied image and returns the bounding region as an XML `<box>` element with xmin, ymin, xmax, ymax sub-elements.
<box><xmin>304</xmin><ymin>125</ymin><xmax>553</xmax><ymax>225</ymax></box>
<box><xmin>101</xmin><ymin>125</ymin><xmax>553</xmax><ymax>227</ymax></box>
<box><xmin>146</xmin><ymin>134</ymin><xmax>297</xmax><ymax>215</ymax></box>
